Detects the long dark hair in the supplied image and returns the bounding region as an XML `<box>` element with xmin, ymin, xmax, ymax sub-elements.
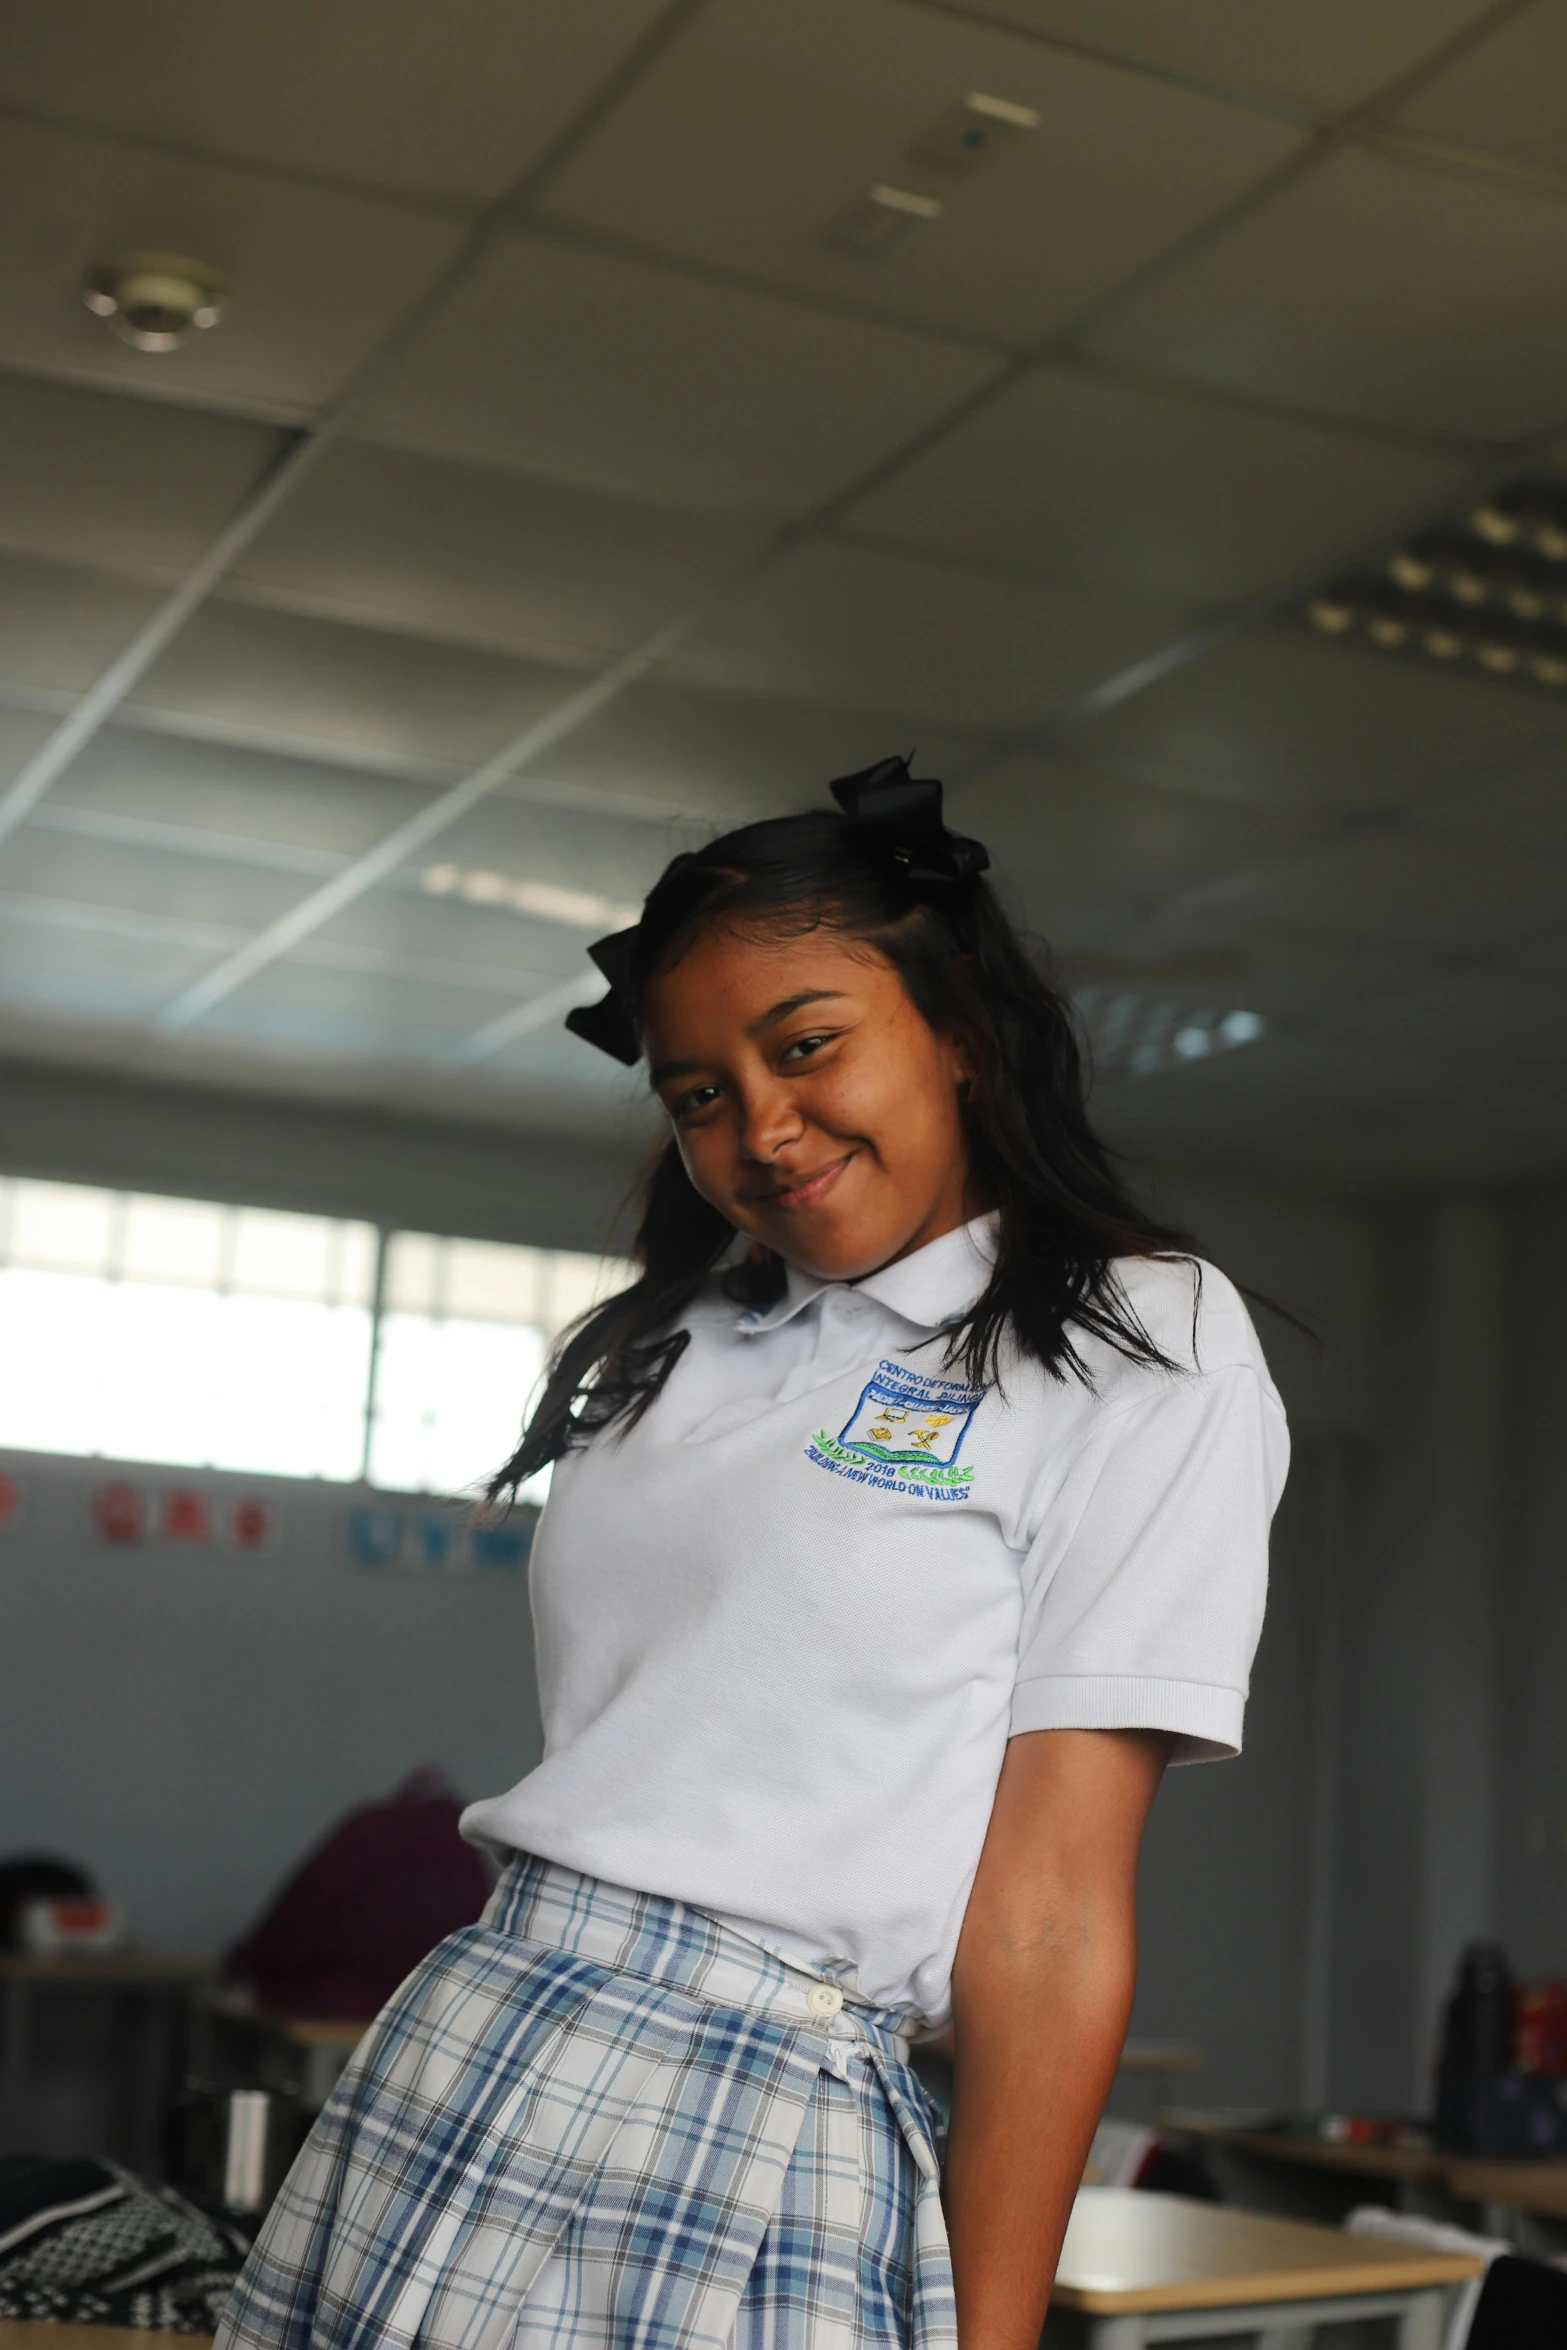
<box><xmin>491</xmin><ymin>799</ymin><xmax>1207</xmax><ymax>1499</ymax></box>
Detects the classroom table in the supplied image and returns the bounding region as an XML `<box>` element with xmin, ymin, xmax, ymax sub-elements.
<box><xmin>0</xmin><ymin>2330</ymin><xmax>204</xmax><ymax>2350</ymax></box>
<box><xmin>0</xmin><ymin>1951</ymin><xmax>208</xmax><ymax>2175</ymax></box>
<box><xmin>1167</xmin><ymin>2112</ymin><xmax>1567</xmax><ymax>2235</ymax></box>
<box><xmin>1044</xmin><ymin>2187</ymin><xmax>1478</xmax><ymax>2349</ymax></box>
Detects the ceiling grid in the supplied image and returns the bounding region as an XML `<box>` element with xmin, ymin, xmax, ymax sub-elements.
<box><xmin>0</xmin><ymin>0</ymin><xmax>1561</xmax><ymax>1187</ymax></box>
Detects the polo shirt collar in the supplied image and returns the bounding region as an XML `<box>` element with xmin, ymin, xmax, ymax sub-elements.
<box><xmin>735</xmin><ymin>1212</ymin><xmax>998</xmax><ymax>1336</ymax></box>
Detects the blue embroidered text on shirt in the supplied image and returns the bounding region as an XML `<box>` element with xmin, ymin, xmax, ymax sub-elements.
<box><xmin>806</xmin><ymin>1358</ymin><xmax>984</xmax><ymax>1501</ymax></box>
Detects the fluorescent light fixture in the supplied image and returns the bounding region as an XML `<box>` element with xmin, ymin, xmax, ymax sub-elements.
<box><xmin>965</xmin><ymin>91</ymin><xmax>1041</xmax><ymax>128</ymax></box>
<box><xmin>1075</xmin><ymin>992</ymin><xmax>1265</xmax><ymax>1082</ymax></box>
<box><xmin>422</xmin><ymin>864</ymin><xmax>638</xmax><ymax>930</ymax></box>
<box><xmin>826</xmin><ymin>183</ymin><xmax>944</xmax><ymax>256</ymax></box>
<box><xmin>1305</xmin><ymin>475</ymin><xmax>1567</xmax><ymax>695</ymax></box>
<box><xmin>866</xmin><ymin>183</ymin><xmax>943</xmax><ymax>219</ymax></box>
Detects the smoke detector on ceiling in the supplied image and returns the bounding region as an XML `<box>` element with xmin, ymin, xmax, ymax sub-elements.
<box><xmin>81</xmin><ymin>251</ymin><xmax>228</xmax><ymax>352</ymax></box>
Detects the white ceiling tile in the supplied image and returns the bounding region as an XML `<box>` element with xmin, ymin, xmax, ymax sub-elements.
<box><xmin>0</xmin><ymin>114</ymin><xmax>467</xmax><ymax>423</ymax></box>
<box><xmin>1079</xmin><ymin>624</ymin><xmax>1563</xmax><ymax>811</ymax></box>
<box><xmin>987</xmin><ymin>868</ymin><xmax>1144</xmax><ymax>956</ymax></box>
<box><xmin>0</xmin><ymin>901</ymin><xmax>218</xmax><ymax>1022</ymax></box>
<box><xmin>0</xmin><ymin>705</ymin><xmax>57</xmax><ymax>789</ymax></box>
<box><xmin>0</xmin><ymin>550</ymin><xmax>162</xmax><ymax>696</ymax></box>
<box><xmin>420</xmin><ymin>795</ymin><xmax>674</xmax><ymax>906</ymax></box>
<box><xmin>663</xmin><ymin>539</ymin><xmax>1200</xmax><ymax>730</ymax></box>
<box><xmin>1396</xmin><ymin>4</ymin><xmax>1567</xmax><ymax>178</ymax></box>
<box><xmin>53</xmin><ymin>725</ymin><xmax>432</xmax><ymax>856</ymax></box>
<box><xmin>955</xmin><ymin>754</ymin><xmax>1333</xmax><ymax>900</ymax></box>
<box><xmin>232</xmin><ymin>441</ymin><xmax>766</xmax><ymax>665</ymax></box>
<box><xmin>190</xmin><ymin>957</ymin><xmax>523</xmax><ymax>1062</ymax></box>
<box><xmin>935</xmin><ymin>0</ymin><xmax>1494</xmax><ymax>111</ymax></box>
<box><xmin>1422</xmin><ymin>732</ymin><xmax>1567</xmax><ymax>857</ymax></box>
<box><xmin>1349</xmin><ymin>967</ymin><xmax>1567</xmax><ymax>1069</ymax></box>
<box><xmin>357</xmin><ymin>231</ymin><xmax>1000</xmax><ymax>518</ymax></box>
<box><xmin>307</xmin><ymin>890</ymin><xmax>589</xmax><ymax>987</ymax></box>
<box><xmin>0</xmin><ymin>830</ymin><xmax>309</xmax><ymax>935</ymax></box>
<box><xmin>540</xmin><ymin>679</ymin><xmax>986</xmax><ymax>823</ymax></box>
<box><xmin>848</xmin><ymin>364</ymin><xmax>1468</xmax><ymax>601</ymax></box>
<box><xmin>0</xmin><ymin>0</ymin><xmax>667</xmax><ymax>200</ymax></box>
<box><xmin>129</xmin><ymin>601</ymin><xmax>581</xmax><ymax>769</ymax></box>
<box><xmin>1183</xmin><ymin>826</ymin><xmax>1567</xmax><ymax>950</ymax></box>
<box><xmin>541</xmin><ymin>0</ymin><xmax>1301</xmax><ymax>344</ymax></box>
<box><xmin>1073</xmin><ymin>914</ymin><xmax>1430</xmax><ymax>1024</ymax></box>
<box><xmin>1086</xmin><ymin>145</ymin><xmax>1567</xmax><ymax>442</ymax></box>
<box><xmin>0</xmin><ymin>376</ymin><xmax>280</xmax><ymax>579</ymax></box>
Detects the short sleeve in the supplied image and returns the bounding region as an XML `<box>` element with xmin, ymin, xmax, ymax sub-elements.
<box><xmin>1010</xmin><ymin>1363</ymin><xmax>1288</xmax><ymax>1764</ymax></box>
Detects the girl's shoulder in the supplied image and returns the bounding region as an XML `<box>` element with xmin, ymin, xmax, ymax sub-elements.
<box><xmin>1093</xmin><ymin>1253</ymin><xmax>1275</xmax><ymax>1389</ymax></box>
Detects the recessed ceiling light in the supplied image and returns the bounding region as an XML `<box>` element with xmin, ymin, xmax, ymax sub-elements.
<box><xmin>1308</xmin><ymin>598</ymin><xmax>1355</xmax><ymax>634</ymax></box>
<box><xmin>81</xmin><ymin>250</ymin><xmax>227</xmax><ymax>351</ymax></box>
<box><xmin>422</xmin><ymin>864</ymin><xmax>638</xmax><ymax>930</ymax></box>
<box><xmin>1368</xmin><ymin>615</ymin><xmax>1408</xmax><ymax>648</ymax></box>
<box><xmin>1388</xmin><ymin>552</ymin><xmax>1433</xmax><ymax>590</ymax></box>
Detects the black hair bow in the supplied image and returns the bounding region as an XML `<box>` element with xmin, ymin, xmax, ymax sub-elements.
<box><xmin>565</xmin><ymin>755</ymin><xmax>990</xmax><ymax>1064</ymax></box>
<box><xmin>829</xmin><ymin>754</ymin><xmax>990</xmax><ymax>884</ymax></box>
<box><xmin>564</xmin><ymin>928</ymin><xmax>641</xmax><ymax>1065</ymax></box>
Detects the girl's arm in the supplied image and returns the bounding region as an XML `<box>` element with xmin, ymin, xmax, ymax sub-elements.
<box><xmin>943</xmin><ymin>1726</ymin><xmax>1172</xmax><ymax>2350</ymax></box>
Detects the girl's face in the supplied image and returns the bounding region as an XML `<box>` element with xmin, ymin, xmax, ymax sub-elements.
<box><xmin>642</xmin><ymin>922</ymin><xmax>982</xmax><ymax>1281</ymax></box>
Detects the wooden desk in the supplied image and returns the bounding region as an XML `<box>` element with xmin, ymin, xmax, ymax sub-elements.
<box><xmin>194</xmin><ymin>1993</ymin><xmax>371</xmax><ymax>2110</ymax></box>
<box><xmin>1445</xmin><ymin>2157</ymin><xmax>1567</xmax><ymax>2223</ymax></box>
<box><xmin>0</xmin><ymin>2329</ymin><xmax>207</xmax><ymax>2350</ymax></box>
<box><xmin>1169</xmin><ymin>2114</ymin><xmax>1567</xmax><ymax>2229</ymax></box>
<box><xmin>1046</xmin><ymin>2188</ymin><xmax>1477</xmax><ymax>2348</ymax></box>
<box><xmin>1170</xmin><ymin>2118</ymin><xmax>1444</xmax><ymax>2188</ymax></box>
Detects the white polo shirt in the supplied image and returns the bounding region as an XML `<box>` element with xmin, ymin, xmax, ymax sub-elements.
<box><xmin>463</xmin><ymin>1216</ymin><xmax>1288</xmax><ymax>2025</ymax></box>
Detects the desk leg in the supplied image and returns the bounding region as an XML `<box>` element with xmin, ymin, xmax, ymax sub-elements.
<box><xmin>1395</xmin><ymin>2287</ymin><xmax>1445</xmax><ymax>2350</ymax></box>
<box><xmin>0</xmin><ymin>1978</ymin><xmax>31</xmax><ymax>2146</ymax></box>
<box><xmin>1083</xmin><ymin>2320</ymin><xmax>1147</xmax><ymax>2349</ymax></box>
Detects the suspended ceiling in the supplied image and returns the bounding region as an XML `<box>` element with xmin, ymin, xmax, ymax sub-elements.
<box><xmin>0</xmin><ymin>0</ymin><xmax>1565</xmax><ymax>1193</ymax></box>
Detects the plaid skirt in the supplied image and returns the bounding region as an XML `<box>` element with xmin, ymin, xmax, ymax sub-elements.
<box><xmin>214</xmin><ymin>1856</ymin><xmax>956</xmax><ymax>2350</ymax></box>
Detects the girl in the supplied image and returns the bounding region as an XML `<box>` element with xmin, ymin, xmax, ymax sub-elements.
<box><xmin>218</xmin><ymin>757</ymin><xmax>1287</xmax><ymax>2350</ymax></box>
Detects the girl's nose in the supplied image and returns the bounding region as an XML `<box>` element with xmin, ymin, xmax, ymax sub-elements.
<box><xmin>737</xmin><ymin>1074</ymin><xmax>805</xmax><ymax>1160</ymax></box>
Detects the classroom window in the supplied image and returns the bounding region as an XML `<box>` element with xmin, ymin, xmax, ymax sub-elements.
<box><xmin>0</xmin><ymin>1175</ymin><xmax>631</xmax><ymax>1493</ymax></box>
<box><xmin>366</xmin><ymin>1232</ymin><xmax>632</xmax><ymax>1501</ymax></box>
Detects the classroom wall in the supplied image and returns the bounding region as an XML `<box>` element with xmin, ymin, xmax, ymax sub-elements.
<box><xmin>0</xmin><ymin>1454</ymin><xmax>542</xmax><ymax>1956</ymax></box>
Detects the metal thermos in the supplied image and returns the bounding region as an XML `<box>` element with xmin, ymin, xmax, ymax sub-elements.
<box><xmin>167</xmin><ymin>2080</ymin><xmax>300</xmax><ymax>2213</ymax></box>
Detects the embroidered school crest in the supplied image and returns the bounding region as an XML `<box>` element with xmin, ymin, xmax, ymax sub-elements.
<box><xmin>805</xmin><ymin>1357</ymin><xmax>984</xmax><ymax>1502</ymax></box>
<box><xmin>839</xmin><ymin>1363</ymin><xmax>980</xmax><ymax>1467</ymax></box>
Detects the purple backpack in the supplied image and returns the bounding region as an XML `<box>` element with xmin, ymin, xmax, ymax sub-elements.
<box><xmin>225</xmin><ymin>1769</ymin><xmax>493</xmax><ymax>2019</ymax></box>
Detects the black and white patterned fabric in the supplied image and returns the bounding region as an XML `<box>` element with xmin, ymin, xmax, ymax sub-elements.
<box><xmin>0</xmin><ymin>2153</ymin><xmax>251</xmax><ymax>2331</ymax></box>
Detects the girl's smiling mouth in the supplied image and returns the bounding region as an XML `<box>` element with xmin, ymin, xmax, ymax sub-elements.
<box><xmin>746</xmin><ymin>1154</ymin><xmax>855</xmax><ymax>1212</ymax></box>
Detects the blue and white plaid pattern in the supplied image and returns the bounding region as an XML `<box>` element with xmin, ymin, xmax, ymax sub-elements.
<box><xmin>215</xmin><ymin>1856</ymin><xmax>956</xmax><ymax>2350</ymax></box>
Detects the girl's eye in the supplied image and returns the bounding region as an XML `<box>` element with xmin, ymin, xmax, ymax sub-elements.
<box><xmin>780</xmin><ymin>1032</ymin><xmax>835</xmax><ymax>1064</ymax></box>
<box><xmin>672</xmin><ymin>1083</ymin><xmax>723</xmax><ymax>1120</ymax></box>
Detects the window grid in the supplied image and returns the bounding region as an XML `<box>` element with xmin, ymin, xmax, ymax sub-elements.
<box><xmin>0</xmin><ymin>1174</ymin><xmax>631</xmax><ymax>1496</ymax></box>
